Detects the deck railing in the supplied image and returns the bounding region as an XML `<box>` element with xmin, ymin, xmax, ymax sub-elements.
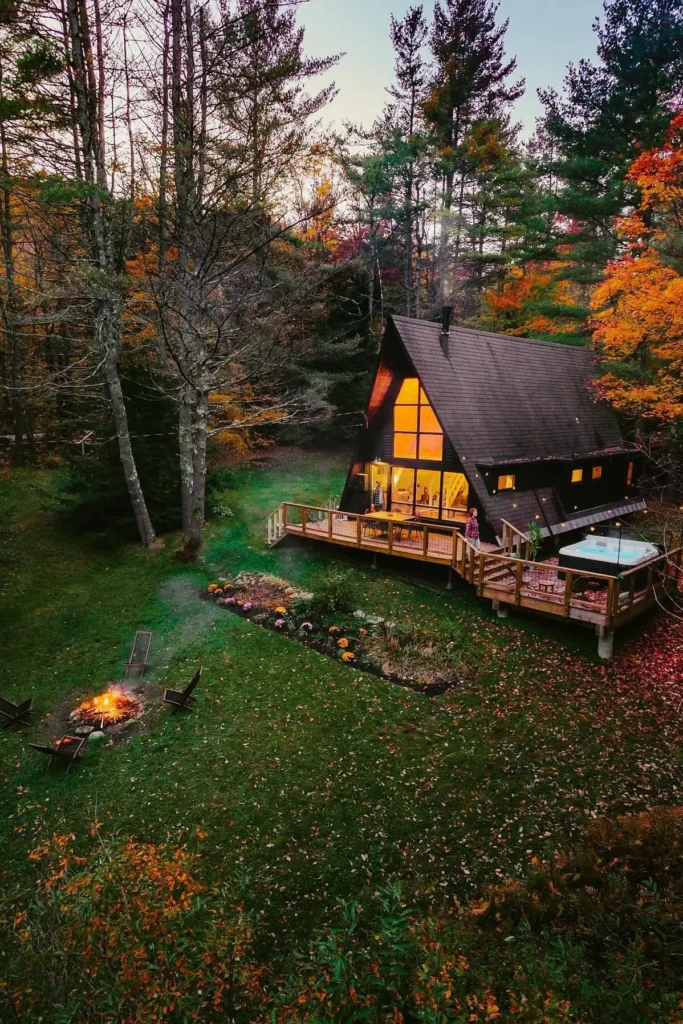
<box><xmin>267</xmin><ymin>502</ymin><xmax>683</xmax><ymax>631</ymax></box>
<box><xmin>500</xmin><ymin>518</ymin><xmax>531</xmax><ymax>559</ymax></box>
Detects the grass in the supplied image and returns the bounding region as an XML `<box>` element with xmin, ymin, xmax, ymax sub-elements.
<box><xmin>2</xmin><ymin>450</ymin><xmax>682</xmax><ymax>955</ymax></box>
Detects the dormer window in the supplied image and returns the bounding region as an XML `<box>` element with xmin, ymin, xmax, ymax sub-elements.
<box><xmin>497</xmin><ymin>474</ymin><xmax>515</xmax><ymax>491</ymax></box>
<box><xmin>592</xmin><ymin>465</ymin><xmax>603</xmax><ymax>480</ymax></box>
<box><xmin>571</xmin><ymin>468</ymin><xmax>584</xmax><ymax>483</ymax></box>
<box><xmin>393</xmin><ymin>378</ymin><xmax>443</xmax><ymax>462</ymax></box>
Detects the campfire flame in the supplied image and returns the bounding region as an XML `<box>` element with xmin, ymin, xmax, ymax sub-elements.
<box><xmin>74</xmin><ymin>688</ymin><xmax>142</xmax><ymax>728</ymax></box>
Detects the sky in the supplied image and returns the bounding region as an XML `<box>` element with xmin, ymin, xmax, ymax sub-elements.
<box><xmin>300</xmin><ymin>0</ymin><xmax>605</xmax><ymax>138</ymax></box>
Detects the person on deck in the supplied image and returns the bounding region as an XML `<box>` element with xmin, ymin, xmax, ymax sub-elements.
<box><xmin>465</xmin><ymin>508</ymin><xmax>480</xmax><ymax>560</ymax></box>
<box><xmin>371</xmin><ymin>482</ymin><xmax>385</xmax><ymax>510</ymax></box>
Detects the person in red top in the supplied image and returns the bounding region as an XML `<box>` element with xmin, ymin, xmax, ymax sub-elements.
<box><xmin>465</xmin><ymin>508</ymin><xmax>480</xmax><ymax>561</ymax></box>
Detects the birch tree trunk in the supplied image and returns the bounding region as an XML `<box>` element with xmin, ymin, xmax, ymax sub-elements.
<box><xmin>65</xmin><ymin>0</ymin><xmax>156</xmax><ymax>547</ymax></box>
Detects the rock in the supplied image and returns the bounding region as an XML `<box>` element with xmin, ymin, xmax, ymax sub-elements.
<box><xmin>88</xmin><ymin>730</ymin><xmax>105</xmax><ymax>742</ymax></box>
<box><xmin>68</xmin><ymin>710</ymin><xmax>79</xmax><ymax>720</ymax></box>
<box><xmin>251</xmin><ymin>612</ymin><xmax>268</xmax><ymax>624</ymax></box>
<box><xmin>73</xmin><ymin>725</ymin><xmax>94</xmax><ymax>736</ymax></box>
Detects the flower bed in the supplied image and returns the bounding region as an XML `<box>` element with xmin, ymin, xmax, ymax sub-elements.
<box><xmin>204</xmin><ymin>573</ymin><xmax>474</xmax><ymax>696</ymax></box>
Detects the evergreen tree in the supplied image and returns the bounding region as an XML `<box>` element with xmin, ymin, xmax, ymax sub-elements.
<box><xmin>540</xmin><ymin>0</ymin><xmax>683</xmax><ymax>288</ymax></box>
<box><xmin>388</xmin><ymin>6</ymin><xmax>429</xmax><ymax>316</ymax></box>
<box><xmin>424</xmin><ymin>0</ymin><xmax>524</xmax><ymax>311</ymax></box>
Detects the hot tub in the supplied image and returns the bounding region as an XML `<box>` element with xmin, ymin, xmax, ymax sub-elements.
<box><xmin>558</xmin><ymin>536</ymin><xmax>660</xmax><ymax>576</ymax></box>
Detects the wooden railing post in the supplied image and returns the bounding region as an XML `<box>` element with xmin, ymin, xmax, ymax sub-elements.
<box><xmin>563</xmin><ymin>571</ymin><xmax>573</xmax><ymax>617</ymax></box>
<box><xmin>422</xmin><ymin>525</ymin><xmax>429</xmax><ymax>559</ymax></box>
<box><xmin>451</xmin><ymin>530</ymin><xmax>458</xmax><ymax>567</ymax></box>
<box><xmin>356</xmin><ymin>516</ymin><xmax>362</xmax><ymax>547</ymax></box>
<box><xmin>460</xmin><ymin>536</ymin><xmax>467</xmax><ymax>578</ymax></box>
<box><xmin>301</xmin><ymin>506</ymin><xmax>307</xmax><ymax>535</ymax></box>
<box><xmin>388</xmin><ymin>521</ymin><xmax>394</xmax><ymax>555</ymax></box>
<box><xmin>282</xmin><ymin>504</ymin><xmax>288</xmax><ymax>531</ymax></box>
<box><xmin>328</xmin><ymin>511</ymin><xmax>333</xmax><ymax>540</ymax></box>
<box><xmin>477</xmin><ymin>553</ymin><xmax>485</xmax><ymax>595</ymax></box>
<box><xmin>605</xmin><ymin>577</ymin><xmax>616</xmax><ymax>631</ymax></box>
<box><xmin>515</xmin><ymin>560</ymin><xmax>523</xmax><ymax>605</ymax></box>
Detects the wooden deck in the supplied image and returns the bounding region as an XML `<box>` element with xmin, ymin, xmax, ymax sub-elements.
<box><xmin>267</xmin><ymin>503</ymin><xmax>683</xmax><ymax>639</ymax></box>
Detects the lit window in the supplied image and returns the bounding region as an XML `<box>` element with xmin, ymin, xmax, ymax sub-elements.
<box><xmin>571</xmin><ymin>468</ymin><xmax>583</xmax><ymax>483</ymax></box>
<box><xmin>394</xmin><ymin>433</ymin><xmax>417</xmax><ymax>459</ymax></box>
<box><xmin>592</xmin><ymin>465</ymin><xmax>602</xmax><ymax>480</ymax></box>
<box><xmin>627</xmin><ymin>461</ymin><xmax>634</xmax><ymax>486</ymax></box>
<box><xmin>392</xmin><ymin>377</ymin><xmax>443</xmax><ymax>463</ymax></box>
<box><xmin>442</xmin><ymin>472</ymin><xmax>469</xmax><ymax>520</ymax></box>
<box><xmin>391</xmin><ymin>466</ymin><xmax>415</xmax><ymax>515</ymax></box>
<box><xmin>416</xmin><ymin>469</ymin><xmax>441</xmax><ymax>518</ymax></box>
<box><xmin>498</xmin><ymin>474</ymin><xmax>515</xmax><ymax>491</ymax></box>
<box><xmin>419</xmin><ymin>433</ymin><xmax>443</xmax><ymax>461</ymax></box>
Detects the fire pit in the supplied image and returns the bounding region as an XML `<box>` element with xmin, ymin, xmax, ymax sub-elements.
<box><xmin>73</xmin><ymin>686</ymin><xmax>143</xmax><ymax>730</ymax></box>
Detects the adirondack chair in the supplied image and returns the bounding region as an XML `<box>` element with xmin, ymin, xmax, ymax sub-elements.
<box><xmin>163</xmin><ymin>667</ymin><xmax>203</xmax><ymax>712</ymax></box>
<box><xmin>0</xmin><ymin>695</ymin><xmax>33</xmax><ymax>727</ymax></box>
<box><xmin>29</xmin><ymin>735</ymin><xmax>85</xmax><ymax>772</ymax></box>
<box><xmin>123</xmin><ymin>630</ymin><xmax>153</xmax><ymax>679</ymax></box>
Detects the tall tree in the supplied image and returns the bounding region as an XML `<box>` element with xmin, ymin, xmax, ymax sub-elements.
<box><xmin>388</xmin><ymin>5</ymin><xmax>428</xmax><ymax>316</ymax></box>
<box><xmin>425</xmin><ymin>0</ymin><xmax>523</xmax><ymax>310</ymax></box>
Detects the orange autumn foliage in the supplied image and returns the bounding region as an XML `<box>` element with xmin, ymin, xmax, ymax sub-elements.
<box><xmin>590</xmin><ymin>114</ymin><xmax>683</xmax><ymax>423</ymax></box>
<box><xmin>484</xmin><ymin>263</ymin><xmax>576</xmax><ymax>336</ymax></box>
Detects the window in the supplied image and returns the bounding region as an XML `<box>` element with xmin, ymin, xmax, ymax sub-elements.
<box><xmin>627</xmin><ymin>461</ymin><xmax>634</xmax><ymax>486</ymax></box>
<box><xmin>571</xmin><ymin>468</ymin><xmax>584</xmax><ymax>483</ymax></box>
<box><xmin>498</xmin><ymin>474</ymin><xmax>515</xmax><ymax>491</ymax></box>
<box><xmin>415</xmin><ymin>469</ymin><xmax>441</xmax><ymax>519</ymax></box>
<box><xmin>442</xmin><ymin>472</ymin><xmax>469</xmax><ymax>520</ymax></box>
<box><xmin>592</xmin><ymin>465</ymin><xmax>603</xmax><ymax>480</ymax></box>
<box><xmin>391</xmin><ymin>466</ymin><xmax>415</xmax><ymax>515</ymax></box>
<box><xmin>380</xmin><ymin>465</ymin><xmax>469</xmax><ymax>521</ymax></box>
<box><xmin>393</xmin><ymin>378</ymin><xmax>443</xmax><ymax>462</ymax></box>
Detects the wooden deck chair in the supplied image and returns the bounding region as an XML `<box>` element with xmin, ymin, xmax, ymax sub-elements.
<box><xmin>0</xmin><ymin>696</ymin><xmax>34</xmax><ymax>727</ymax></box>
<box><xmin>29</xmin><ymin>735</ymin><xmax>85</xmax><ymax>772</ymax></box>
<box><xmin>163</xmin><ymin>666</ymin><xmax>203</xmax><ymax>712</ymax></box>
<box><xmin>123</xmin><ymin>630</ymin><xmax>153</xmax><ymax>679</ymax></box>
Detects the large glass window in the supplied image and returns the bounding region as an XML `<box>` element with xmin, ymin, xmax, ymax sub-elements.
<box><xmin>415</xmin><ymin>469</ymin><xmax>441</xmax><ymax>519</ymax></box>
<box><xmin>391</xmin><ymin>467</ymin><xmax>415</xmax><ymax>515</ymax></box>
<box><xmin>442</xmin><ymin>472</ymin><xmax>469</xmax><ymax>520</ymax></box>
<box><xmin>393</xmin><ymin>378</ymin><xmax>443</xmax><ymax>462</ymax></box>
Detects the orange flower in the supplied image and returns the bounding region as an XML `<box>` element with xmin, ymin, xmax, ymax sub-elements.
<box><xmin>274</xmin><ymin>606</ymin><xmax>287</xmax><ymax>615</ymax></box>
<box><xmin>341</xmin><ymin>651</ymin><xmax>355</xmax><ymax>662</ymax></box>
<box><xmin>358</xmin><ymin>627</ymin><xmax>367</xmax><ymax>635</ymax></box>
<box><xmin>337</xmin><ymin>637</ymin><xmax>349</xmax><ymax>648</ymax></box>
<box><xmin>328</xmin><ymin>625</ymin><xmax>341</xmax><ymax>633</ymax></box>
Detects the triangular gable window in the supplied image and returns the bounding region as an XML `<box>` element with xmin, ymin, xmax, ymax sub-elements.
<box><xmin>393</xmin><ymin>378</ymin><xmax>443</xmax><ymax>462</ymax></box>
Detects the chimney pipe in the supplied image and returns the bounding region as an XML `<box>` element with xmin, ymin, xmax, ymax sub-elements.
<box><xmin>440</xmin><ymin>305</ymin><xmax>452</xmax><ymax>356</ymax></box>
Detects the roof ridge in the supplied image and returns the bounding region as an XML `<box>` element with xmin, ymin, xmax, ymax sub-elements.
<box><xmin>390</xmin><ymin>314</ymin><xmax>589</xmax><ymax>355</ymax></box>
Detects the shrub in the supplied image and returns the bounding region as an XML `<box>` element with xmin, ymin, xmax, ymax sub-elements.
<box><xmin>362</xmin><ymin>622</ymin><xmax>474</xmax><ymax>693</ymax></box>
<box><xmin>291</xmin><ymin>569</ymin><xmax>356</xmax><ymax>622</ymax></box>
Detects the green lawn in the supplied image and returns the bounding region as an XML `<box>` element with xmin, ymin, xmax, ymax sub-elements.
<box><xmin>2</xmin><ymin>451</ymin><xmax>682</xmax><ymax>949</ymax></box>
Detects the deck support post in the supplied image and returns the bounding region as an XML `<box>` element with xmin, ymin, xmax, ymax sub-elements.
<box><xmin>492</xmin><ymin>599</ymin><xmax>509</xmax><ymax>619</ymax></box>
<box><xmin>371</xmin><ymin>552</ymin><xmax>378</xmax><ymax>570</ymax></box>
<box><xmin>597</xmin><ymin>628</ymin><xmax>614</xmax><ymax>661</ymax></box>
<box><xmin>446</xmin><ymin>567</ymin><xmax>453</xmax><ymax>591</ymax></box>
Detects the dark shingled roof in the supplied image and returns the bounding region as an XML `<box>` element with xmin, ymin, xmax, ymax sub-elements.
<box><xmin>389</xmin><ymin>315</ymin><xmax>628</xmax><ymax>535</ymax></box>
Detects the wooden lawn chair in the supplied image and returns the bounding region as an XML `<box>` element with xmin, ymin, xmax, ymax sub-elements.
<box><xmin>29</xmin><ymin>735</ymin><xmax>86</xmax><ymax>772</ymax></box>
<box><xmin>0</xmin><ymin>695</ymin><xmax>34</xmax><ymax>727</ymax></box>
<box><xmin>123</xmin><ymin>630</ymin><xmax>153</xmax><ymax>679</ymax></box>
<box><xmin>163</xmin><ymin>666</ymin><xmax>203</xmax><ymax>712</ymax></box>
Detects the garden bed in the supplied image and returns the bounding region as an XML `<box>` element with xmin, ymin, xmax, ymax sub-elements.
<box><xmin>203</xmin><ymin>571</ymin><xmax>475</xmax><ymax>696</ymax></box>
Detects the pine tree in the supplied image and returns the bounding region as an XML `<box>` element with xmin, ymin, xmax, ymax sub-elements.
<box><xmin>540</xmin><ymin>0</ymin><xmax>683</xmax><ymax>288</ymax></box>
<box><xmin>425</xmin><ymin>0</ymin><xmax>524</xmax><ymax>310</ymax></box>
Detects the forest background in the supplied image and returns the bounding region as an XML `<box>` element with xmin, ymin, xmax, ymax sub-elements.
<box><xmin>1</xmin><ymin>0</ymin><xmax>683</xmax><ymax>548</ymax></box>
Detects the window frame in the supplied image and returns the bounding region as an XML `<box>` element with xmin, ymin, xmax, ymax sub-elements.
<box><xmin>497</xmin><ymin>473</ymin><xmax>516</xmax><ymax>492</ymax></box>
<box><xmin>392</xmin><ymin>378</ymin><xmax>443</xmax><ymax>463</ymax></box>
<box><xmin>592</xmin><ymin>465</ymin><xmax>603</xmax><ymax>480</ymax></box>
<box><xmin>571</xmin><ymin>468</ymin><xmax>584</xmax><ymax>484</ymax></box>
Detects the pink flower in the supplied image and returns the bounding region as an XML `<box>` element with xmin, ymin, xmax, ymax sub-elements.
<box><xmin>226</xmin><ymin>596</ymin><xmax>237</xmax><ymax>605</ymax></box>
<box><xmin>274</xmin><ymin>618</ymin><xmax>286</xmax><ymax>629</ymax></box>
<box><xmin>300</xmin><ymin>621</ymin><xmax>313</xmax><ymax>631</ymax></box>
<box><xmin>243</xmin><ymin>601</ymin><xmax>253</xmax><ymax>612</ymax></box>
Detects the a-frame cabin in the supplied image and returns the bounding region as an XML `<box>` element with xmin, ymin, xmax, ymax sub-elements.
<box><xmin>266</xmin><ymin>313</ymin><xmax>682</xmax><ymax>658</ymax></box>
<box><xmin>340</xmin><ymin>312</ymin><xmax>645</xmax><ymax>545</ymax></box>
